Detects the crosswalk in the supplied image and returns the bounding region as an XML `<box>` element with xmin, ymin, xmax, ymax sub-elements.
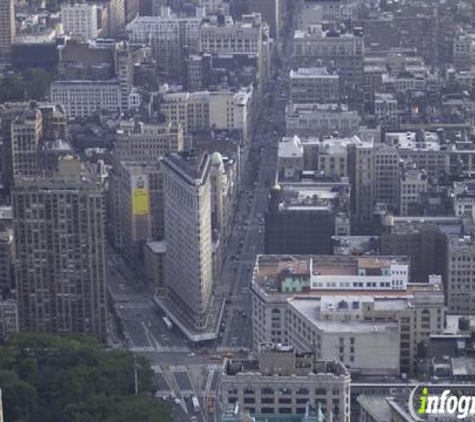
<box><xmin>204</xmin><ymin>364</ymin><xmax>223</xmax><ymax>371</ymax></box>
<box><xmin>130</xmin><ymin>346</ymin><xmax>155</xmax><ymax>352</ymax></box>
<box><xmin>170</xmin><ymin>366</ymin><xmax>195</xmax><ymax>395</ymax></box>
<box><xmin>228</xmin><ymin>294</ymin><xmax>249</xmax><ymax>300</ymax></box>
<box><xmin>151</xmin><ymin>366</ymin><xmax>173</xmax><ymax>397</ymax></box>
<box><xmin>216</xmin><ymin>346</ymin><xmax>243</xmax><ymax>352</ymax></box>
<box><xmin>129</xmin><ymin>345</ymin><xmax>190</xmax><ymax>353</ymax></box>
<box><xmin>157</xmin><ymin>346</ymin><xmax>190</xmax><ymax>352</ymax></box>
<box><xmin>112</xmin><ymin>294</ymin><xmax>150</xmax><ymax>304</ymax></box>
<box><xmin>205</xmin><ymin>370</ymin><xmax>215</xmax><ymax>393</ymax></box>
<box><xmin>116</xmin><ymin>302</ymin><xmax>149</xmax><ymax>309</ymax></box>
<box><xmin>170</xmin><ymin>365</ymin><xmax>187</xmax><ymax>371</ymax></box>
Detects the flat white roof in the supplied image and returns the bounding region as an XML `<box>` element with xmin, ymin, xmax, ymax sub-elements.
<box><xmin>146</xmin><ymin>240</ymin><xmax>167</xmax><ymax>253</ymax></box>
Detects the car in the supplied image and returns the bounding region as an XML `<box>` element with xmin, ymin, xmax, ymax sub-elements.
<box><xmin>187</xmin><ymin>352</ymin><xmax>196</xmax><ymax>357</ymax></box>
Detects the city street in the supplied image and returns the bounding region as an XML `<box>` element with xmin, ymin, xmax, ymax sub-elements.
<box><xmin>102</xmin><ymin>4</ymin><xmax>298</xmax><ymax>421</ymax></box>
<box><xmin>107</xmin><ymin>248</ymin><xmax>190</xmax><ymax>352</ymax></box>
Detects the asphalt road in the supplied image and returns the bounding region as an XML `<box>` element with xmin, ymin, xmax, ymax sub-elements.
<box><xmin>107</xmin><ymin>247</ymin><xmax>191</xmax><ymax>352</ymax></box>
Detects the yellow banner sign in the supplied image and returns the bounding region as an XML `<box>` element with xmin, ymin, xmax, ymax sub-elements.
<box><xmin>132</xmin><ymin>188</ymin><xmax>149</xmax><ymax>215</ymax></box>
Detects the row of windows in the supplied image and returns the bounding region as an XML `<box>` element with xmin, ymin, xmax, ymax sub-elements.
<box><xmin>228</xmin><ymin>387</ymin><xmax>340</xmax><ymax>396</ymax></box>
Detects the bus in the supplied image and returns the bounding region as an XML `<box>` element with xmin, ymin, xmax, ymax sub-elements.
<box><xmin>162</xmin><ymin>316</ymin><xmax>173</xmax><ymax>330</ymax></box>
<box><xmin>192</xmin><ymin>395</ymin><xmax>200</xmax><ymax>413</ymax></box>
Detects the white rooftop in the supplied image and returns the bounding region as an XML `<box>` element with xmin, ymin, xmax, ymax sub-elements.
<box><xmin>0</xmin><ymin>206</ymin><xmax>12</xmax><ymax>220</ymax></box>
<box><xmin>146</xmin><ymin>240</ymin><xmax>167</xmax><ymax>254</ymax></box>
<box><xmin>385</xmin><ymin>131</ymin><xmax>441</xmax><ymax>151</ymax></box>
<box><xmin>290</xmin><ymin>297</ymin><xmax>401</xmax><ymax>334</ymax></box>
<box><xmin>290</xmin><ymin>67</ymin><xmax>338</xmax><ymax>78</ymax></box>
<box><xmin>279</xmin><ymin>135</ymin><xmax>304</xmax><ymax>158</ymax></box>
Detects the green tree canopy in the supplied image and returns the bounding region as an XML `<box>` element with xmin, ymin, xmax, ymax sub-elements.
<box><xmin>0</xmin><ymin>68</ymin><xmax>53</xmax><ymax>103</ymax></box>
<box><xmin>0</xmin><ymin>334</ymin><xmax>171</xmax><ymax>422</ymax></box>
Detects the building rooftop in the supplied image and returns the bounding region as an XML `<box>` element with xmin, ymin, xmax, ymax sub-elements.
<box><xmin>252</xmin><ymin>255</ymin><xmax>444</xmax><ymax>297</ymax></box>
<box><xmin>274</xmin><ymin>182</ymin><xmax>350</xmax><ymax>213</ymax></box>
<box><xmin>385</xmin><ymin>131</ymin><xmax>441</xmax><ymax>151</ymax></box>
<box><xmin>332</xmin><ymin>236</ymin><xmax>379</xmax><ymax>255</ymax></box>
<box><xmin>0</xmin><ymin>229</ymin><xmax>13</xmax><ymax>244</ymax></box>
<box><xmin>386</xmin><ymin>215</ymin><xmax>465</xmax><ymax>227</ymax></box>
<box><xmin>289</xmin><ymin>297</ymin><xmax>400</xmax><ymax>334</ymax></box>
<box><xmin>294</xmin><ymin>26</ymin><xmax>361</xmax><ymax>40</ymax></box>
<box><xmin>375</xmin><ymin>93</ymin><xmax>397</xmax><ymax>102</ymax></box>
<box><xmin>286</xmin><ymin>102</ymin><xmax>351</xmax><ymax>115</ymax></box>
<box><xmin>290</xmin><ymin>67</ymin><xmax>338</xmax><ymax>79</ymax></box>
<box><xmin>451</xmin><ymin>357</ymin><xmax>475</xmax><ymax>377</ymax></box>
<box><xmin>220</xmin><ymin>403</ymin><xmax>325</xmax><ymax>422</ymax></box>
<box><xmin>357</xmin><ymin>395</ymin><xmax>392</xmax><ymax>422</ymax></box>
<box><xmin>43</xmin><ymin>139</ymin><xmax>72</xmax><ymax>152</ymax></box>
<box><xmin>317</xmin><ymin>135</ymin><xmax>363</xmax><ymax>154</ymax></box>
<box><xmin>447</xmin><ymin>235</ymin><xmax>475</xmax><ymax>250</ymax></box>
<box><xmin>146</xmin><ymin>240</ymin><xmax>167</xmax><ymax>254</ymax></box>
<box><xmin>278</xmin><ymin>135</ymin><xmax>304</xmax><ymax>158</ymax></box>
<box><xmin>0</xmin><ymin>206</ymin><xmax>13</xmax><ymax>221</ymax></box>
<box><xmin>453</xmin><ymin>180</ymin><xmax>475</xmax><ymax>197</ymax></box>
<box><xmin>164</xmin><ymin>150</ymin><xmax>210</xmax><ymax>182</ymax></box>
<box><xmin>225</xmin><ymin>349</ymin><xmax>348</xmax><ymax>378</ymax></box>
<box><xmin>255</xmin><ymin>255</ymin><xmax>409</xmax><ymax>279</ymax></box>
<box><xmin>120</xmin><ymin>160</ymin><xmax>161</xmax><ymax>175</ymax></box>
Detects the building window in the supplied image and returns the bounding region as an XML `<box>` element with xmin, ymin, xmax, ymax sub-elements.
<box><xmin>279</xmin><ymin>398</ymin><xmax>292</xmax><ymax>404</ymax></box>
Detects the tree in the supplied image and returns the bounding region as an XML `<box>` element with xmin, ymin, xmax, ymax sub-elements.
<box><xmin>0</xmin><ymin>370</ymin><xmax>38</xmax><ymax>422</ymax></box>
<box><xmin>0</xmin><ymin>68</ymin><xmax>53</xmax><ymax>103</ymax></box>
<box><xmin>24</xmin><ymin>68</ymin><xmax>53</xmax><ymax>100</ymax></box>
<box><xmin>0</xmin><ymin>75</ymin><xmax>26</xmax><ymax>103</ymax></box>
<box><xmin>105</xmin><ymin>395</ymin><xmax>173</xmax><ymax>422</ymax></box>
<box><xmin>0</xmin><ymin>334</ymin><xmax>170</xmax><ymax>422</ymax></box>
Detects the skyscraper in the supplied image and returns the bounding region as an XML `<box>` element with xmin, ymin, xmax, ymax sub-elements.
<box><xmin>249</xmin><ymin>0</ymin><xmax>282</xmax><ymax>40</ymax></box>
<box><xmin>109</xmin><ymin>120</ymin><xmax>184</xmax><ymax>252</ymax></box>
<box><xmin>0</xmin><ymin>102</ymin><xmax>67</xmax><ymax>192</ymax></box>
<box><xmin>13</xmin><ymin>156</ymin><xmax>107</xmax><ymax>341</ymax></box>
<box><xmin>0</xmin><ymin>0</ymin><xmax>15</xmax><ymax>58</ymax></box>
<box><xmin>162</xmin><ymin>151</ymin><xmax>214</xmax><ymax>332</ymax></box>
<box><xmin>11</xmin><ymin>107</ymin><xmax>43</xmax><ymax>179</ymax></box>
<box><xmin>106</xmin><ymin>0</ymin><xmax>126</xmax><ymax>36</ymax></box>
